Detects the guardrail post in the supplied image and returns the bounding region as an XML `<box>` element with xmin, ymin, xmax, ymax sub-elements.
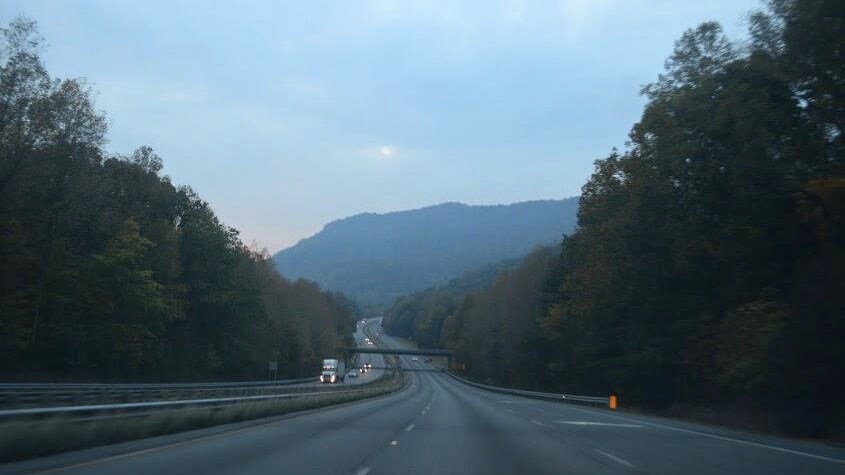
<box><xmin>609</xmin><ymin>392</ymin><xmax>618</xmax><ymax>410</ymax></box>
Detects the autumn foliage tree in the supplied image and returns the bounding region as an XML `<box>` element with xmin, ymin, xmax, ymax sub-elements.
<box><xmin>385</xmin><ymin>0</ymin><xmax>844</xmax><ymax>437</ymax></box>
<box><xmin>0</xmin><ymin>18</ymin><xmax>356</xmax><ymax>382</ymax></box>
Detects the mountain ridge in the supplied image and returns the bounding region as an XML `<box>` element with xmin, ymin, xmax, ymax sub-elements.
<box><xmin>273</xmin><ymin>198</ymin><xmax>579</xmax><ymax>308</ymax></box>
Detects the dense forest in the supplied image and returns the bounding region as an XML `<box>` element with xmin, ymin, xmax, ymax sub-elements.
<box><xmin>274</xmin><ymin>199</ymin><xmax>578</xmax><ymax>309</ymax></box>
<box><xmin>383</xmin><ymin>255</ymin><xmax>524</xmax><ymax>348</ymax></box>
<box><xmin>389</xmin><ymin>0</ymin><xmax>844</xmax><ymax>436</ymax></box>
<box><xmin>0</xmin><ymin>18</ymin><xmax>356</xmax><ymax>382</ymax></box>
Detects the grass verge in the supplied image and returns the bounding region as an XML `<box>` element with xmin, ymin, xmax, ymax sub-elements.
<box><xmin>0</xmin><ymin>369</ymin><xmax>405</xmax><ymax>463</ymax></box>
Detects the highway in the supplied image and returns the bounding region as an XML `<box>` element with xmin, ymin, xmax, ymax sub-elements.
<box><xmin>346</xmin><ymin>319</ymin><xmax>385</xmax><ymax>385</ymax></box>
<box><xmin>293</xmin><ymin>318</ymin><xmax>384</xmax><ymax>388</ymax></box>
<box><xmin>2</xmin><ymin>318</ymin><xmax>843</xmax><ymax>475</ymax></box>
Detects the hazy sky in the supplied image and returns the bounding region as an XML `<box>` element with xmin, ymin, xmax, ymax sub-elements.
<box><xmin>1</xmin><ymin>0</ymin><xmax>759</xmax><ymax>252</ymax></box>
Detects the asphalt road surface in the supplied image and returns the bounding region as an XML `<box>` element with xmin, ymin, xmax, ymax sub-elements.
<box><xmin>3</xmin><ymin>318</ymin><xmax>843</xmax><ymax>475</ymax></box>
<box><xmin>350</xmin><ymin>319</ymin><xmax>385</xmax><ymax>383</ymax></box>
<box><xmin>324</xmin><ymin>318</ymin><xmax>385</xmax><ymax>386</ymax></box>
<box><xmin>294</xmin><ymin>318</ymin><xmax>384</xmax><ymax>388</ymax></box>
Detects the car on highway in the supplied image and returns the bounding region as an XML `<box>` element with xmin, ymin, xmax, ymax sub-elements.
<box><xmin>364</xmin><ymin>362</ymin><xmax>372</xmax><ymax>371</ymax></box>
<box><xmin>411</xmin><ymin>356</ymin><xmax>419</xmax><ymax>362</ymax></box>
<box><xmin>347</xmin><ymin>368</ymin><xmax>358</xmax><ymax>378</ymax></box>
<box><xmin>424</xmin><ymin>357</ymin><xmax>432</xmax><ymax>363</ymax></box>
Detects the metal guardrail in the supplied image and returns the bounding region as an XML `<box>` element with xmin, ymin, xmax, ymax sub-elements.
<box><xmin>1</xmin><ymin>324</ymin><xmax>401</xmax><ymax>419</ymax></box>
<box><xmin>0</xmin><ymin>377</ymin><xmax>316</xmax><ymax>391</ymax></box>
<box><xmin>0</xmin><ymin>377</ymin><xmax>319</xmax><ymax>408</ymax></box>
<box><xmin>0</xmin><ymin>369</ymin><xmax>399</xmax><ymax>420</ymax></box>
<box><xmin>0</xmin><ymin>387</ymin><xmax>373</xmax><ymax>420</ymax></box>
<box><xmin>443</xmin><ymin>371</ymin><xmax>610</xmax><ymax>406</ymax></box>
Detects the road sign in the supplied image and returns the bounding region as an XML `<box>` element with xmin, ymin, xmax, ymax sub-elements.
<box><xmin>268</xmin><ymin>361</ymin><xmax>278</xmax><ymax>371</ymax></box>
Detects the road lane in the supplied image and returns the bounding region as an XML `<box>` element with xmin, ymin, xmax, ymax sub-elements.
<box><xmin>379</xmin><ymin>328</ymin><xmax>845</xmax><ymax>474</ymax></box>
<box><xmin>3</xmin><ymin>318</ymin><xmax>844</xmax><ymax>475</ymax></box>
<box><xmin>301</xmin><ymin>317</ymin><xmax>384</xmax><ymax>388</ymax></box>
<box><xmin>344</xmin><ymin>318</ymin><xmax>386</xmax><ymax>385</ymax></box>
<box><xmin>469</xmin><ymin>386</ymin><xmax>845</xmax><ymax>475</ymax></box>
<box><xmin>363</xmin><ymin>369</ymin><xmax>615</xmax><ymax>475</ymax></box>
<box><xmin>1</xmin><ymin>367</ymin><xmax>428</xmax><ymax>475</ymax></box>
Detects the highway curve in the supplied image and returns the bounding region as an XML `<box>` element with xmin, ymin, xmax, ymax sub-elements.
<box><xmin>2</xmin><ymin>319</ymin><xmax>843</xmax><ymax>475</ymax></box>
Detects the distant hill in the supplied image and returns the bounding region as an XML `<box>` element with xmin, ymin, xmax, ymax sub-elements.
<box><xmin>382</xmin><ymin>254</ymin><xmax>529</xmax><ymax>345</ymax></box>
<box><xmin>431</xmin><ymin>256</ymin><xmax>525</xmax><ymax>298</ymax></box>
<box><xmin>273</xmin><ymin>198</ymin><xmax>579</xmax><ymax>308</ymax></box>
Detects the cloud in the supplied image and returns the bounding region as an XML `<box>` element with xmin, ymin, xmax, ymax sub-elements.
<box><xmin>332</xmin><ymin>144</ymin><xmax>426</xmax><ymax>168</ymax></box>
<box><xmin>344</xmin><ymin>144</ymin><xmax>398</xmax><ymax>161</ymax></box>
<box><xmin>273</xmin><ymin>78</ymin><xmax>329</xmax><ymax>103</ymax></box>
<box><xmin>557</xmin><ymin>0</ymin><xmax>612</xmax><ymax>40</ymax></box>
<box><xmin>10</xmin><ymin>0</ymin><xmax>760</xmax><ymax>252</ymax></box>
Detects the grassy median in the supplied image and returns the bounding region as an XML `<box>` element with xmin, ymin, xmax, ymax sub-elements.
<box><xmin>0</xmin><ymin>369</ymin><xmax>406</xmax><ymax>462</ymax></box>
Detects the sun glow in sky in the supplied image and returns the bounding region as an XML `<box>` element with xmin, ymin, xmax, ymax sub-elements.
<box><xmin>0</xmin><ymin>0</ymin><xmax>759</xmax><ymax>252</ymax></box>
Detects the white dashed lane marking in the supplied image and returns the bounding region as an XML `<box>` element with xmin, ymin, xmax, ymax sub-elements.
<box><xmin>595</xmin><ymin>449</ymin><xmax>634</xmax><ymax>468</ymax></box>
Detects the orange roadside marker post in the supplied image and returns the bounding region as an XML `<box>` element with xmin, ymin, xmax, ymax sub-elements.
<box><xmin>609</xmin><ymin>392</ymin><xmax>618</xmax><ymax>410</ymax></box>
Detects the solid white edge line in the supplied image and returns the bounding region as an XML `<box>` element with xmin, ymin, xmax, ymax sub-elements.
<box><xmin>595</xmin><ymin>449</ymin><xmax>634</xmax><ymax>468</ymax></box>
<box><xmin>556</xmin><ymin>421</ymin><xmax>642</xmax><ymax>428</ymax></box>
<box><xmin>560</xmin><ymin>405</ymin><xmax>845</xmax><ymax>465</ymax></box>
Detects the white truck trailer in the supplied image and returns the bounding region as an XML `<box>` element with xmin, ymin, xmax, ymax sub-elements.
<box><xmin>320</xmin><ymin>358</ymin><xmax>346</xmax><ymax>383</ymax></box>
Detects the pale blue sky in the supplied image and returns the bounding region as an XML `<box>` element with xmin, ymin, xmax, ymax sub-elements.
<box><xmin>1</xmin><ymin>0</ymin><xmax>759</xmax><ymax>252</ymax></box>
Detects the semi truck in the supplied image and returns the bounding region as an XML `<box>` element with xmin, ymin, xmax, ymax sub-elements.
<box><xmin>319</xmin><ymin>358</ymin><xmax>346</xmax><ymax>383</ymax></box>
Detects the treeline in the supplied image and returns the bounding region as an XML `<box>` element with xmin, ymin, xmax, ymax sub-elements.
<box><xmin>389</xmin><ymin>0</ymin><xmax>844</xmax><ymax>436</ymax></box>
<box><xmin>383</xmin><ymin>256</ymin><xmax>522</xmax><ymax>348</ymax></box>
<box><xmin>0</xmin><ymin>19</ymin><xmax>355</xmax><ymax>382</ymax></box>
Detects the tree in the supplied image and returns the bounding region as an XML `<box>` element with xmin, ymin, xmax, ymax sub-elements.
<box><xmin>432</xmin><ymin>0</ymin><xmax>844</xmax><ymax>435</ymax></box>
<box><xmin>0</xmin><ymin>17</ymin><xmax>360</xmax><ymax>382</ymax></box>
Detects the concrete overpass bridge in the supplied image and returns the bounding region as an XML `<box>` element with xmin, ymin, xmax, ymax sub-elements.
<box><xmin>337</xmin><ymin>347</ymin><xmax>452</xmax><ymax>359</ymax></box>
